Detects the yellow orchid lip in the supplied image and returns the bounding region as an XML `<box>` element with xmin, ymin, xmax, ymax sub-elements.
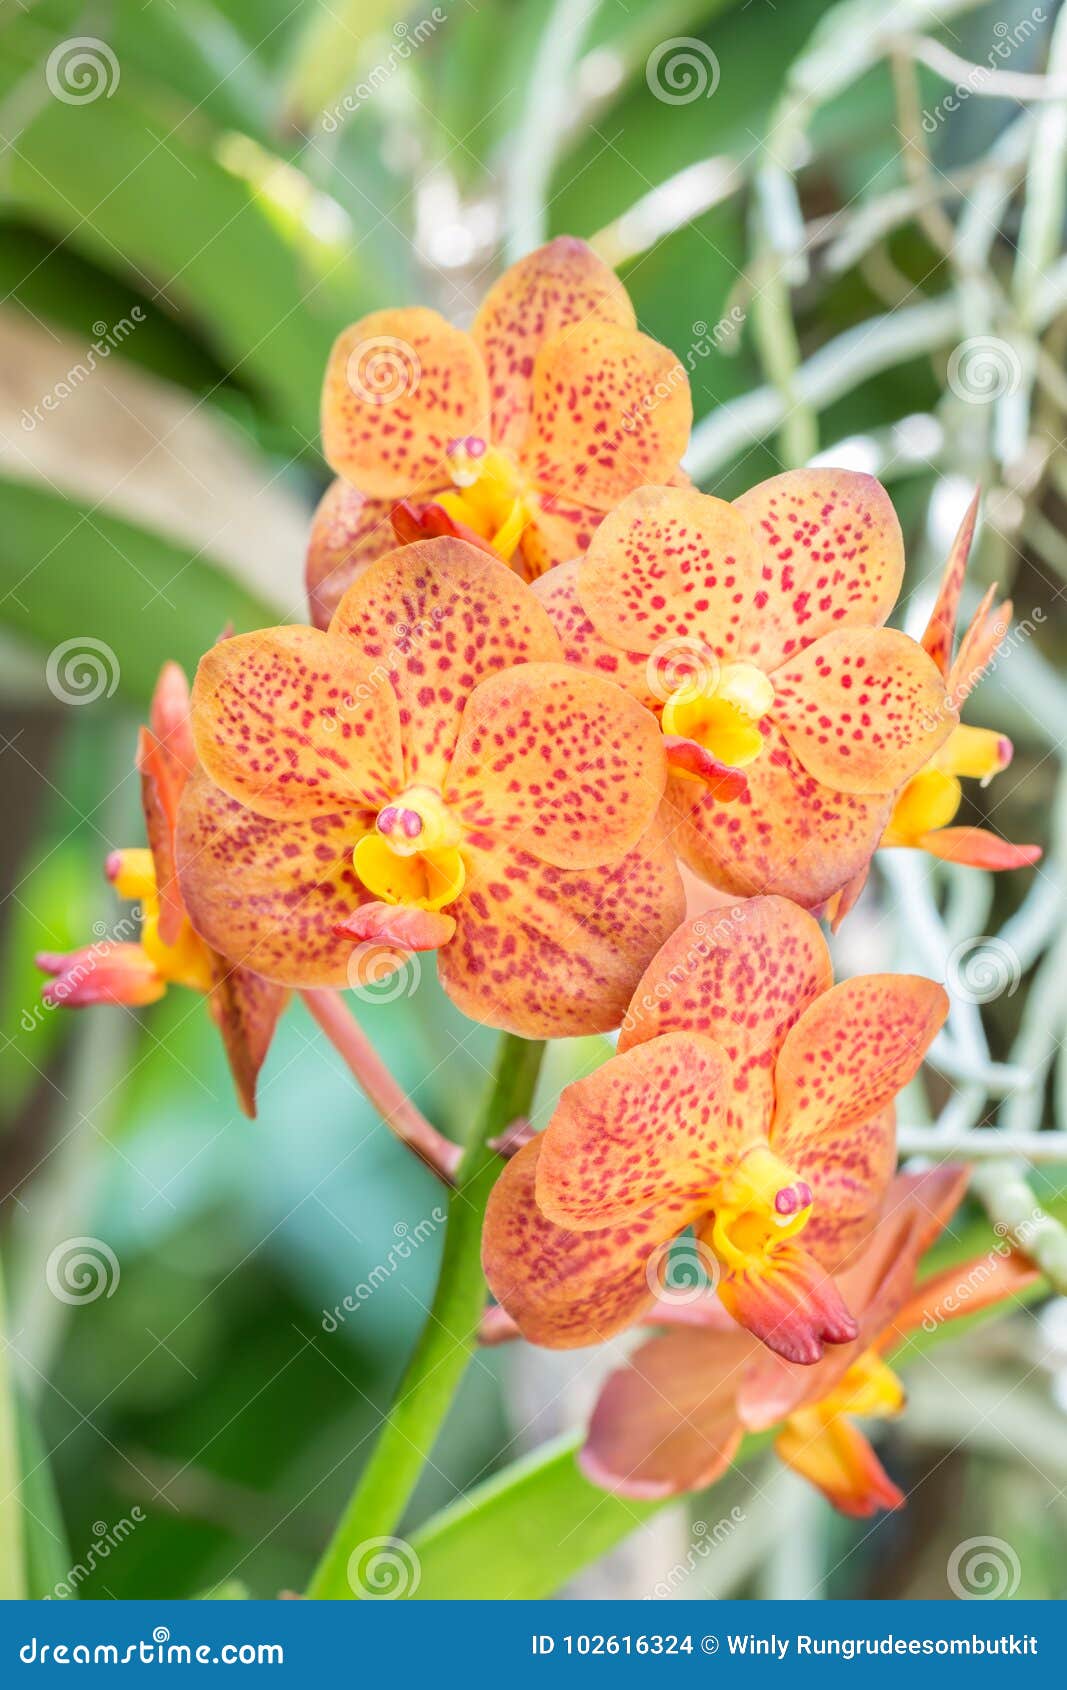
<box><xmin>702</xmin><ymin>1144</ymin><xmax>813</xmax><ymax>1273</ymax></box>
<box><xmin>883</xmin><ymin>724</ymin><xmax>1013</xmax><ymax>847</ymax></box>
<box><xmin>107</xmin><ymin>847</ymin><xmax>213</xmax><ymax>994</ymax></box>
<box><xmin>354</xmin><ymin>787</ymin><xmax>467</xmax><ymax>913</ymax></box>
<box><xmin>438</xmin><ymin>437</ymin><xmax>531</xmax><ymax>564</ymax></box>
<box><xmin>661</xmin><ymin>661</ymin><xmax>773</xmax><ymax>771</ymax></box>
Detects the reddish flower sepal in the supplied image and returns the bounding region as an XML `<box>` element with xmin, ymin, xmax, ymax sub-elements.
<box><xmin>37</xmin><ymin>663</ymin><xmax>287</xmax><ymax>1118</ymax></box>
<box><xmin>483</xmin><ymin>896</ymin><xmax>948</xmax><ymax>1363</ymax></box>
<box><xmin>581</xmin><ymin>1167</ymin><xmax>1038</xmax><ymax>1512</ymax></box>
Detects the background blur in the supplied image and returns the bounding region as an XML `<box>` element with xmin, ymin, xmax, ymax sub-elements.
<box><xmin>2</xmin><ymin>0</ymin><xmax>1066</xmax><ymax>1600</ymax></box>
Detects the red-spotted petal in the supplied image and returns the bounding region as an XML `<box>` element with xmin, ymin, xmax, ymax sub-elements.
<box><xmin>922</xmin><ymin>487</ymin><xmax>980</xmax><ymax>675</ymax></box>
<box><xmin>663</xmin><ymin>723</ymin><xmax>890</xmax><ymax>909</ymax></box>
<box><xmin>447</xmin><ymin>662</ymin><xmax>666</xmax><ymax>869</ymax></box>
<box><xmin>176</xmin><ymin>767</ymin><xmax>369</xmax><ymax>987</ymax></box>
<box><xmin>535</xmin><ymin>1031</ymin><xmax>734</xmax><ymax>1231</ymax></box>
<box><xmin>533</xmin><ymin>558</ymin><xmax>653</xmax><ymax>698</ymax></box>
<box><xmin>328</xmin><ymin>537</ymin><xmax>561</xmax><ymax>788</ymax></box>
<box><xmin>522</xmin><ymin>324</ymin><xmax>690</xmax><ymax>511</ymax></box>
<box><xmin>321</xmin><ymin>308</ymin><xmax>490</xmax><ymax>497</ymax></box>
<box><xmin>733</xmin><ymin>469</ymin><xmax>906</xmax><ymax>669</ymax></box>
<box><xmin>305</xmin><ymin>478</ymin><xmax>405</xmax><ymax>631</ymax></box>
<box><xmin>582</xmin><ymin>1326</ymin><xmax>751</xmax><ymax>1498</ymax></box>
<box><xmin>190</xmin><ymin>625</ymin><xmax>403</xmax><ymax>822</ymax></box>
<box><xmin>473</xmin><ymin>236</ymin><xmax>636</xmax><ymax>452</ymax></box>
<box><xmin>481</xmin><ymin>1138</ymin><xmax>666</xmax><ymax>1349</ymax></box>
<box><xmin>770</xmin><ymin>627</ymin><xmax>952</xmax><ymax>795</ymax></box>
<box><xmin>207</xmin><ymin>955</ymin><xmax>288</xmax><ymax>1119</ymax></box>
<box><xmin>520</xmin><ymin>491</ymin><xmax>611</xmax><ymax>579</ymax></box>
<box><xmin>436</xmin><ymin>819</ymin><xmax>685</xmax><ymax>1038</ymax></box>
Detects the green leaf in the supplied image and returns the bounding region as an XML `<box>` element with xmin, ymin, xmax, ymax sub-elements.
<box><xmin>15</xmin><ymin>1392</ymin><xmax>72</xmax><ymax>1600</ymax></box>
<box><xmin>0</xmin><ymin>1257</ymin><xmax>28</xmax><ymax>1597</ymax></box>
<box><xmin>0</xmin><ymin>478</ymin><xmax>282</xmax><ymax>704</ymax></box>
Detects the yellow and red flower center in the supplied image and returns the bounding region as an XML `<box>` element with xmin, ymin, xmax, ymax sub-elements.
<box><xmin>699</xmin><ymin>1144</ymin><xmax>814</xmax><ymax>1273</ymax></box>
<box><xmin>352</xmin><ymin>786</ymin><xmax>466</xmax><ymax>913</ymax></box>
<box><xmin>106</xmin><ymin>848</ymin><xmax>213</xmax><ymax>993</ymax></box>
<box><xmin>436</xmin><ymin>435</ymin><xmax>530</xmax><ymax>563</ymax></box>
<box><xmin>884</xmin><ymin>723</ymin><xmax>1012</xmax><ymax>846</ymax></box>
<box><xmin>661</xmin><ymin>661</ymin><xmax>774</xmax><ymax>771</ymax></box>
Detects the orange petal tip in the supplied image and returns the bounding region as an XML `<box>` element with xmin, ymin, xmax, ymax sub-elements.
<box><xmin>334</xmin><ymin>901</ymin><xmax>456</xmax><ymax>951</ymax></box>
<box><xmin>718</xmin><ymin>1246</ymin><xmax>859</xmax><ymax>1365</ymax></box>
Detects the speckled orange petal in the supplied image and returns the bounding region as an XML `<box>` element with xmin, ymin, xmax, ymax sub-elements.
<box><xmin>329</xmin><ymin>538</ymin><xmax>561</xmax><ymax>789</ymax></box>
<box><xmin>149</xmin><ymin>660</ymin><xmax>196</xmax><ymax>777</ymax></box>
<box><xmin>778</xmin><ymin>1104</ymin><xmax>897</xmax><ymax>1278</ymax></box>
<box><xmin>321</xmin><ymin>308</ymin><xmax>490</xmax><ymax>497</ymax></box>
<box><xmin>535</xmin><ymin>1031</ymin><xmax>733</xmax><ymax>1231</ymax></box>
<box><xmin>771</xmin><ymin>627</ymin><xmax>951</xmax><ymax>795</ymax></box>
<box><xmin>619</xmin><ymin>897</ymin><xmax>833</xmax><ymax>1138</ymax></box>
<box><xmin>137</xmin><ymin>724</ymin><xmax>186</xmax><ymax>945</ymax></box>
<box><xmin>948</xmin><ymin>587</ymin><xmax>1011</xmax><ymax>705</ymax></box>
<box><xmin>191</xmin><ymin>625</ymin><xmax>403</xmax><ymax>822</ymax></box>
<box><xmin>733</xmin><ymin>469</ymin><xmax>906</xmax><ymax>669</ymax></box>
<box><xmin>896</xmin><ymin>1243</ymin><xmax>1039</xmax><ymax>1337</ymax></box>
<box><xmin>520</xmin><ymin>491</ymin><xmax>609</xmax><ymax>579</ymax></box>
<box><xmin>577</xmin><ymin>484</ymin><xmax>757</xmax><ymax>658</ymax></box>
<box><xmin>437</xmin><ymin>819</ymin><xmax>685</xmax><ymax>1038</ymax></box>
<box><xmin>473</xmin><ymin>236</ymin><xmax>636</xmax><ymax>453</ymax></box>
<box><xmin>533</xmin><ymin>558</ymin><xmax>653</xmax><ymax>699</ymax></box>
<box><xmin>481</xmin><ymin>1137</ymin><xmax>665</xmax><ymax>1349</ymax></box>
<box><xmin>663</xmin><ymin>722</ymin><xmax>890</xmax><ymax>909</ymax></box>
<box><xmin>922</xmin><ymin>488</ymin><xmax>979</xmax><ymax>674</ymax></box>
<box><xmin>176</xmin><ymin>767</ymin><xmax>369</xmax><ymax>987</ymax></box>
<box><xmin>305</xmin><ymin>478</ymin><xmax>406</xmax><ymax>631</ymax></box>
<box><xmin>917</xmin><ymin>825</ymin><xmax>1042</xmax><ymax>869</ymax></box>
<box><xmin>582</xmin><ymin>1327</ymin><xmax>752</xmax><ymax>1498</ymax></box>
<box><xmin>522</xmin><ymin>323</ymin><xmax>691</xmax><ymax>511</ymax></box>
<box><xmin>776</xmin><ymin>1416</ymin><xmax>904</xmax><ymax>1517</ymax></box>
<box><xmin>207</xmin><ymin>954</ymin><xmax>288</xmax><ymax>1119</ymax></box>
<box><xmin>447</xmin><ymin>662</ymin><xmax>665</xmax><ymax>870</ymax></box>
<box><xmin>772</xmin><ymin>974</ymin><xmax>947</xmax><ymax>1152</ymax></box>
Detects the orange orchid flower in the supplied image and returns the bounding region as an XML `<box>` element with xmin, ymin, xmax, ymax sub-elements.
<box><xmin>37</xmin><ymin>663</ymin><xmax>287</xmax><ymax>1118</ymax></box>
<box><xmin>175</xmin><ymin>538</ymin><xmax>683</xmax><ymax>1038</ymax></box>
<box><xmin>536</xmin><ymin>470</ymin><xmax>957</xmax><ymax>911</ymax></box>
<box><xmin>482</xmin><ymin>897</ymin><xmax>948</xmax><ymax>1364</ymax></box>
<box><xmin>581</xmin><ymin>1165</ymin><xmax>1037</xmax><ymax>1512</ymax></box>
<box><xmin>305</xmin><ymin>237</ymin><xmax>692</xmax><ymax>627</ymax></box>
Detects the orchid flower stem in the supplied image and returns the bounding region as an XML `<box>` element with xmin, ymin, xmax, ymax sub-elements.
<box><xmin>305</xmin><ymin>1031</ymin><xmax>545</xmax><ymax>1600</ymax></box>
<box><xmin>301</xmin><ymin>989</ymin><xmax>461</xmax><ymax>1184</ymax></box>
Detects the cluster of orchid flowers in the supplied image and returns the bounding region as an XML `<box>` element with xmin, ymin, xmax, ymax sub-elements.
<box><xmin>40</xmin><ymin>238</ymin><xmax>1040</xmax><ymax>1521</ymax></box>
